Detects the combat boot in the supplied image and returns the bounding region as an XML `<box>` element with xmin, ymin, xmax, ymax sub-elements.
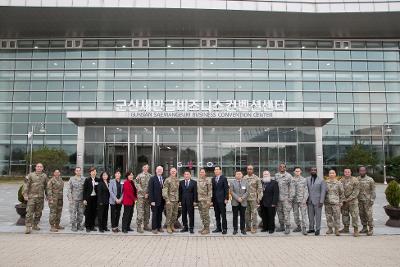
<box><xmin>56</xmin><ymin>224</ymin><xmax>64</xmax><ymax>230</ymax></box>
<box><xmin>302</xmin><ymin>227</ymin><xmax>307</xmax><ymax>235</ymax></box>
<box><xmin>50</xmin><ymin>225</ymin><xmax>58</xmax><ymax>232</ymax></box>
<box><xmin>367</xmin><ymin>226</ymin><xmax>374</xmax><ymax>236</ymax></box>
<box><xmin>353</xmin><ymin>226</ymin><xmax>359</xmax><ymax>237</ymax></box>
<box><xmin>143</xmin><ymin>225</ymin><xmax>152</xmax><ymax>231</ymax></box>
<box><xmin>77</xmin><ymin>224</ymin><xmax>84</xmax><ymax>231</ymax></box>
<box><xmin>198</xmin><ymin>227</ymin><xmax>205</xmax><ymax>234</ymax></box>
<box><xmin>293</xmin><ymin>225</ymin><xmax>302</xmax><ymax>232</ymax></box>
<box><xmin>25</xmin><ymin>226</ymin><xmax>31</xmax><ymax>234</ymax></box>
<box><xmin>167</xmin><ymin>225</ymin><xmax>173</xmax><ymax>234</ymax></box>
<box><xmin>251</xmin><ymin>227</ymin><xmax>256</xmax><ymax>234</ymax></box>
<box><xmin>137</xmin><ymin>226</ymin><xmax>144</xmax><ymax>233</ymax></box>
<box><xmin>284</xmin><ymin>225</ymin><xmax>290</xmax><ymax>235</ymax></box>
<box><xmin>335</xmin><ymin>228</ymin><xmax>340</xmax><ymax>236</ymax></box>
<box><xmin>326</xmin><ymin>227</ymin><xmax>333</xmax><ymax>234</ymax></box>
<box><xmin>32</xmin><ymin>224</ymin><xmax>40</xmax><ymax>231</ymax></box>
<box><xmin>246</xmin><ymin>226</ymin><xmax>251</xmax><ymax>232</ymax></box>
<box><xmin>201</xmin><ymin>228</ymin><xmax>210</xmax><ymax>235</ymax></box>
<box><xmin>171</xmin><ymin>224</ymin><xmax>177</xmax><ymax>232</ymax></box>
<box><xmin>339</xmin><ymin>225</ymin><xmax>349</xmax><ymax>233</ymax></box>
<box><xmin>360</xmin><ymin>225</ymin><xmax>368</xmax><ymax>234</ymax></box>
<box><xmin>276</xmin><ymin>224</ymin><xmax>285</xmax><ymax>232</ymax></box>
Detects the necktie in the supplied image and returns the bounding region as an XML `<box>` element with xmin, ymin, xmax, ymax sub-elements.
<box><xmin>216</xmin><ymin>176</ymin><xmax>219</xmax><ymax>183</ymax></box>
<box><xmin>158</xmin><ymin>176</ymin><xmax>163</xmax><ymax>187</ymax></box>
<box><xmin>185</xmin><ymin>180</ymin><xmax>189</xmax><ymax>188</ymax></box>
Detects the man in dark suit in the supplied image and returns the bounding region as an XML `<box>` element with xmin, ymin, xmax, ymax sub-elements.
<box><xmin>179</xmin><ymin>170</ymin><xmax>198</xmax><ymax>234</ymax></box>
<box><xmin>212</xmin><ymin>166</ymin><xmax>229</xmax><ymax>234</ymax></box>
<box><xmin>83</xmin><ymin>166</ymin><xmax>99</xmax><ymax>232</ymax></box>
<box><xmin>261</xmin><ymin>170</ymin><xmax>279</xmax><ymax>234</ymax></box>
<box><xmin>148</xmin><ymin>165</ymin><xmax>165</xmax><ymax>234</ymax></box>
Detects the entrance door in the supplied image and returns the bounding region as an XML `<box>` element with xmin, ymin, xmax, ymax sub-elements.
<box><xmin>155</xmin><ymin>144</ymin><xmax>178</xmax><ymax>177</ymax></box>
<box><xmin>130</xmin><ymin>144</ymin><xmax>152</xmax><ymax>175</ymax></box>
<box><xmin>105</xmin><ymin>144</ymin><xmax>128</xmax><ymax>174</ymax></box>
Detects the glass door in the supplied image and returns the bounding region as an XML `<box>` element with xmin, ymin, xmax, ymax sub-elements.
<box><xmin>105</xmin><ymin>143</ymin><xmax>128</xmax><ymax>174</ymax></box>
<box><xmin>130</xmin><ymin>143</ymin><xmax>152</xmax><ymax>175</ymax></box>
<box><xmin>155</xmin><ymin>144</ymin><xmax>178</xmax><ymax>177</ymax></box>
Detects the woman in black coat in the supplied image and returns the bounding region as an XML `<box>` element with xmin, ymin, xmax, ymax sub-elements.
<box><xmin>97</xmin><ymin>171</ymin><xmax>110</xmax><ymax>232</ymax></box>
<box><xmin>261</xmin><ymin>170</ymin><xmax>279</xmax><ymax>234</ymax></box>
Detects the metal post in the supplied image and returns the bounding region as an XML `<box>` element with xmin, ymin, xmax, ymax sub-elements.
<box><xmin>382</xmin><ymin>123</ymin><xmax>389</xmax><ymax>185</ymax></box>
<box><xmin>315</xmin><ymin>127</ymin><xmax>324</xmax><ymax>180</ymax></box>
<box><xmin>29</xmin><ymin>125</ymin><xmax>34</xmax><ymax>173</ymax></box>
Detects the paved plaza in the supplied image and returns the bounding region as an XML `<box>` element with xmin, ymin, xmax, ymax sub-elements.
<box><xmin>0</xmin><ymin>182</ymin><xmax>400</xmax><ymax>266</ymax></box>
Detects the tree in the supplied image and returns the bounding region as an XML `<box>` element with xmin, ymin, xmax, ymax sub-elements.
<box><xmin>387</xmin><ymin>155</ymin><xmax>400</xmax><ymax>180</ymax></box>
<box><xmin>341</xmin><ymin>142</ymin><xmax>378</xmax><ymax>172</ymax></box>
<box><xmin>26</xmin><ymin>146</ymin><xmax>69</xmax><ymax>174</ymax></box>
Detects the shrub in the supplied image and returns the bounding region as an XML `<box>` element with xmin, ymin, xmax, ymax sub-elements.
<box><xmin>385</xmin><ymin>180</ymin><xmax>400</xmax><ymax>208</ymax></box>
<box><xmin>17</xmin><ymin>184</ymin><xmax>27</xmax><ymax>204</ymax></box>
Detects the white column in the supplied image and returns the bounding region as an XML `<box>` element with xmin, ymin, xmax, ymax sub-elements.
<box><xmin>76</xmin><ymin>126</ymin><xmax>85</xmax><ymax>169</ymax></box>
<box><xmin>315</xmin><ymin>127</ymin><xmax>323</xmax><ymax>179</ymax></box>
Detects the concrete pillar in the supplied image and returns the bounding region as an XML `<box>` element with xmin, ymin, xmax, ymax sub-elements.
<box><xmin>315</xmin><ymin>127</ymin><xmax>324</xmax><ymax>179</ymax></box>
<box><xmin>76</xmin><ymin>126</ymin><xmax>85</xmax><ymax>169</ymax></box>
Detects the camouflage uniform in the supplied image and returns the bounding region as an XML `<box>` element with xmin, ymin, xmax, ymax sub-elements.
<box><xmin>291</xmin><ymin>175</ymin><xmax>309</xmax><ymax>229</ymax></box>
<box><xmin>197</xmin><ymin>176</ymin><xmax>212</xmax><ymax>230</ymax></box>
<box><xmin>23</xmin><ymin>172</ymin><xmax>48</xmax><ymax>229</ymax></box>
<box><xmin>162</xmin><ymin>176</ymin><xmax>180</xmax><ymax>229</ymax></box>
<box><xmin>243</xmin><ymin>174</ymin><xmax>263</xmax><ymax>230</ymax></box>
<box><xmin>340</xmin><ymin>176</ymin><xmax>360</xmax><ymax>228</ymax></box>
<box><xmin>275</xmin><ymin>172</ymin><xmax>294</xmax><ymax>229</ymax></box>
<box><xmin>357</xmin><ymin>175</ymin><xmax>376</xmax><ymax>229</ymax></box>
<box><xmin>324</xmin><ymin>179</ymin><xmax>344</xmax><ymax>229</ymax></box>
<box><xmin>135</xmin><ymin>172</ymin><xmax>152</xmax><ymax>230</ymax></box>
<box><xmin>67</xmin><ymin>175</ymin><xmax>85</xmax><ymax>231</ymax></box>
<box><xmin>47</xmin><ymin>176</ymin><xmax>64</xmax><ymax>228</ymax></box>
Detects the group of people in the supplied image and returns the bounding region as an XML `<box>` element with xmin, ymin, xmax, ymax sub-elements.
<box><xmin>22</xmin><ymin>162</ymin><xmax>376</xmax><ymax>237</ymax></box>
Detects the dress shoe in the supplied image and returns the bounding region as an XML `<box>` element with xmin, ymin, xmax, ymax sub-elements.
<box><xmin>212</xmin><ymin>228</ymin><xmax>222</xmax><ymax>233</ymax></box>
<box><xmin>112</xmin><ymin>228</ymin><xmax>118</xmax><ymax>233</ymax></box>
<box><xmin>105</xmin><ymin>228</ymin><xmax>110</xmax><ymax>232</ymax></box>
<box><xmin>222</xmin><ymin>230</ymin><xmax>227</xmax><ymax>235</ymax></box>
<box><xmin>261</xmin><ymin>229</ymin><xmax>268</xmax><ymax>232</ymax></box>
<box><xmin>152</xmin><ymin>230</ymin><xmax>158</xmax><ymax>234</ymax></box>
<box><xmin>233</xmin><ymin>230</ymin><xmax>238</xmax><ymax>235</ymax></box>
<box><xmin>122</xmin><ymin>230</ymin><xmax>128</xmax><ymax>234</ymax></box>
<box><xmin>127</xmin><ymin>228</ymin><xmax>133</xmax><ymax>232</ymax></box>
<box><xmin>180</xmin><ymin>228</ymin><xmax>188</xmax><ymax>233</ymax></box>
<box><xmin>99</xmin><ymin>229</ymin><xmax>104</xmax><ymax>233</ymax></box>
<box><xmin>307</xmin><ymin>229</ymin><xmax>315</xmax><ymax>234</ymax></box>
<box><xmin>158</xmin><ymin>228</ymin><xmax>164</xmax><ymax>233</ymax></box>
<box><xmin>268</xmin><ymin>230</ymin><xmax>274</xmax><ymax>234</ymax></box>
<box><xmin>315</xmin><ymin>230</ymin><xmax>320</xmax><ymax>236</ymax></box>
<box><xmin>241</xmin><ymin>230</ymin><xmax>247</xmax><ymax>235</ymax></box>
<box><xmin>189</xmin><ymin>229</ymin><xmax>194</xmax><ymax>234</ymax></box>
<box><xmin>86</xmin><ymin>229</ymin><xmax>91</xmax><ymax>233</ymax></box>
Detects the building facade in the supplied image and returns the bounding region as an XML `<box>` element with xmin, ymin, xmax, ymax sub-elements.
<box><xmin>0</xmin><ymin>0</ymin><xmax>399</xmax><ymax>178</ymax></box>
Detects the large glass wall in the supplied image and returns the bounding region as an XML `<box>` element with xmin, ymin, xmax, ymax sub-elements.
<box><xmin>0</xmin><ymin>39</ymin><xmax>399</xmax><ymax>175</ymax></box>
<box><xmin>83</xmin><ymin>126</ymin><xmax>316</xmax><ymax>178</ymax></box>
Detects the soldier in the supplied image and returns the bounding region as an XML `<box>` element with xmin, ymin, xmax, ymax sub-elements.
<box><xmin>48</xmin><ymin>169</ymin><xmax>64</xmax><ymax>232</ymax></box>
<box><xmin>357</xmin><ymin>166</ymin><xmax>376</xmax><ymax>236</ymax></box>
<box><xmin>197</xmin><ymin>168</ymin><xmax>212</xmax><ymax>235</ymax></box>
<box><xmin>243</xmin><ymin>165</ymin><xmax>263</xmax><ymax>234</ymax></box>
<box><xmin>67</xmin><ymin>166</ymin><xmax>85</xmax><ymax>232</ymax></box>
<box><xmin>23</xmin><ymin>162</ymin><xmax>48</xmax><ymax>234</ymax></box>
<box><xmin>325</xmin><ymin>169</ymin><xmax>344</xmax><ymax>236</ymax></box>
<box><xmin>162</xmin><ymin>167</ymin><xmax>180</xmax><ymax>234</ymax></box>
<box><xmin>275</xmin><ymin>163</ymin><xmax>294</xmax><ymax>234</ymax></box>
<box><xmin>340</xmin><ymin>168</ymin><xmax>360</xmax><ymax>237</ymax></box>
<box><xmin>135</xmin><ymin>164</ymin><xmax>152</xmax><ymax>233</ymax></box>
<box><xmin>291</xmin><ymin>167</ymin><xmax>309</xmax><ymax>235</ymax></box>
